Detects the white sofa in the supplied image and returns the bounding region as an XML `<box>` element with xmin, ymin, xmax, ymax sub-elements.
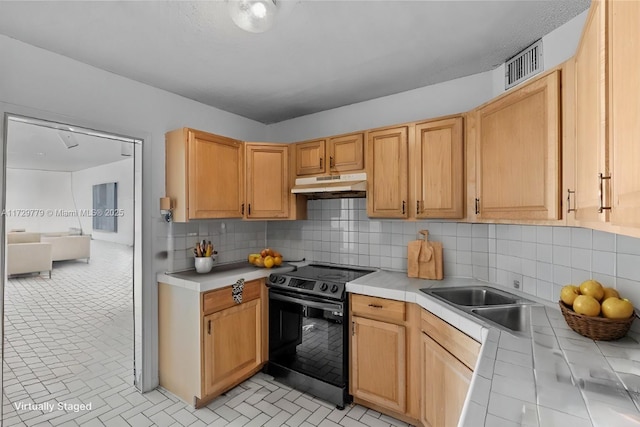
<box><xmin>41</xmin><ymin>234</ymin><xmax>91</xmax><ymax>262</ymax></box>
<box><xmin>8</xmin><ymin>231</ymin><xmax>41</xmax><ymax>244</ymax></box>
<box><xmin>7</xmin><ymin>232</ymin><xmax>52</xmax><ymax>277</ymax></box>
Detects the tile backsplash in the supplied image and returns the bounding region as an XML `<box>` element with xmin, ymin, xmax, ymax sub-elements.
<box><xmin>164</xmin><ymin>219</ymin><xmax>267</xmax><ymax>272</ymax></box>
<box><xmin>159</xmin><ymin>198</ymin><xmax>640</xmax><ymax>306</ymax></box>
<box><xmin>267</xmin><ymin>198</ymin><xmax>640</xmax><ymax>306</ymax></box>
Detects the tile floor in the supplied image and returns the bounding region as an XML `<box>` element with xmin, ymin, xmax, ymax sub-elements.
<box><xmin>2</xmin><ymin>240</ymin><xmax>411</xmax><ymax>427</ymax></box>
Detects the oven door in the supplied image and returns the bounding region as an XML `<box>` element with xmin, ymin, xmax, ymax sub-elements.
<box><xmin>269</xmin><ymin>289</ymin><xmax>346</xmax><ymax>387</ymax></box>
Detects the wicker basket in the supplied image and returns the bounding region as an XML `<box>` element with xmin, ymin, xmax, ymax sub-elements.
<box><xmin>559</xmin><ymin>301</ymin><xmax>635</xmax><ymax>341</ymax></box>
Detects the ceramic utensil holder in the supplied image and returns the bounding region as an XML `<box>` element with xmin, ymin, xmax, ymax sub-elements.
<box><xmin>194</xmin><ymin>256</ymin><xmax>214</xmax><ymax>274</ymax></box>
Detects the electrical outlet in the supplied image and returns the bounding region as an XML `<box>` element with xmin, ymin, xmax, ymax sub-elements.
<box><xmin>508</xmin><ymin>272</ymin><xmax>523</xmax><ymax>290</ymax></box>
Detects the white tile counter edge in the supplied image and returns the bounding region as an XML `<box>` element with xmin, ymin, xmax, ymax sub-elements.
<box><xmin>157</xmin><ymin>262</ymin><xmax>306</xmax><ymax>292</ymax></box>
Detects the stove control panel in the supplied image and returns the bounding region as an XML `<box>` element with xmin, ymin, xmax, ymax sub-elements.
<box><xmin>267</xmin><ymin>274</ymin><xmax>344</xmax><ymax>299</ymax></box>
<box><xmin>269</xmin><ymin>274</ymin><xmax>287</xmax><ymax>285</ymax></box>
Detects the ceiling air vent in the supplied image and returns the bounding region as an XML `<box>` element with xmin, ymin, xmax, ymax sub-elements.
<box><xmin>505</xmin><ymin>39</ymin><xmax>543</xmax><ymax>90</ymax></box>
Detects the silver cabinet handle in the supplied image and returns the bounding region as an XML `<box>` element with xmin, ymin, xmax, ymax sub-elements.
<box><xmin>598</xmin><ymin>173</ymin><xmax>611</xmax><ymax>213</ymax></box>
<box><xmin>270</xmin><ymin>291</ymin><xmax>343</xmax><ymax>312</ymax></box>
<box><xmin>567</xmin><ymin>189</ymin><xmax>576</xmax><ymax>213</ymax></box>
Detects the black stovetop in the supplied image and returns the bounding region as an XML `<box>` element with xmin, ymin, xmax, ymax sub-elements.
<box><xmin>291</xmin><ymin>264</ymin><xmax>375</xmax><ymax>283</ymax></box>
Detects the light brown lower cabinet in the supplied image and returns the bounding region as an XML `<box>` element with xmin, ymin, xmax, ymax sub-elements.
<box><xmin>159</xmin><ymin>279</ymin><xmax>266</xmax><ymax>407</ymax></box>
<box><xmin>421</xmin><ymin>333</ymin><xmax>473</xmax><ymax>427</ymax></box>
<box><xmin>349</xmin><ymin>294</ymin><xmax>420</xmax><ymax>425</ymax></box>
<box><xmin>351</xmin><ymin>316</ymin><xmax>406</xmax><ymax>413</ymax></box>
<box><xmin>202</xmin><ymin>298</ymin><xmax>261</xmax><ymax>397</ymax></box>
<box><xmin>350</xmin><ymin>295</ymin><xmax>479</xmax><ymax>427</ymax></box>
<box><xmin>420</xmin><ymin>309</ymin><xmax>480</xmax><ymax>427</ymax></box>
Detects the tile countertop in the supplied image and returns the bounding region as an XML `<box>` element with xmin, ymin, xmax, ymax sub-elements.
<box><xmin>346</xmin><ymin>270</ymin><xmax>640</xmax><ymax>427</ymax></box>
<box><xmin>157</xmin><ymin>261</ymin><xmax>300</xmax><ymax>292</ymax></box>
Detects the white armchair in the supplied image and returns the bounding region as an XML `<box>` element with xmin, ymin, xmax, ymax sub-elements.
<box><xmin>7</xmin><ymin>242</ymin><xmax>53</xmax><ymax>278</ymax></box>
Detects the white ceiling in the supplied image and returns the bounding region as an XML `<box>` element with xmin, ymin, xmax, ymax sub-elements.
<box><xmin>0</xmin><ymin>1</ymin><xmax>589</xmax><ymax>124</ymax></box>
<box><xmin>7</xmin><ymin>120</ymin><xmax>133</xmax><ymax>172</ymax></box>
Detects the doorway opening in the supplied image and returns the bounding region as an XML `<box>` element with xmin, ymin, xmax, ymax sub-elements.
<box><xmin>1</xmin><ymin>114</ymin><xmax>143</xmax><ymax>424</ymax></box>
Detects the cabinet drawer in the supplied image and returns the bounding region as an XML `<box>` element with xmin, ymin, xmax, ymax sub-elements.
<box><xmin>351</xmin><ymin>294</ymin><xmax>405</xmax><ymax>323</ymax></box>
<box><xmin>420</xmin><ymin>309</ymin><xmax>480</xmax><ymax>371</ymax></box>
<box><xmin>202</xmin><ymin>279</ymin><xmax>261</xmax><ymax>315</ymax></box>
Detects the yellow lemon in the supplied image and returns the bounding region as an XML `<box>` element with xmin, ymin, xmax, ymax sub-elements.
<box><xmin>573</xmin><ymin>295</ymin><xmax>601</xmax><ymax>317</ymax></box>
<box><xmin>264</xmin><ymin>256</ymin><xmax>274</xmax><ymax>269</ymax></box>
<box><xmin>560</xmin><ymin>285</ymin><xmax>580</xmax><ymax>306</ymax></box>
<box><xmin>602</xmin><ymin>287</ymin><xmax>620</xmax><ymax>301</ymax></box>
<box><xmin>602</xmin><ymin>297</ymin><xmax>634</xmax><ymax>319</ymax></box>
<box><xmin>580</xmin><ymin>279</ymin><xmax>604</xmax><ymax>302</ymax></box>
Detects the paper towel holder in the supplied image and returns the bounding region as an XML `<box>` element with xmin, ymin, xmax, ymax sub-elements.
<box><xmin>160</xmin><ymin>197</ymin><xmax>173</xmax><ymax>222</ymax></box>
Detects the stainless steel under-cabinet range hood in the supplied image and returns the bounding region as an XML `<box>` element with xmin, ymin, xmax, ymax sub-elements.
<box><xmin>291</xmin><ymin>172</ymin><xmax>367</xmax><ymax>199</ymax></box>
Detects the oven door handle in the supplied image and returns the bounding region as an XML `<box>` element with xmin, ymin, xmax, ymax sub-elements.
<box><xmin>270</xmin><ymin>291</ymin><xmax>343</xmax><ymax>312</ymax></box>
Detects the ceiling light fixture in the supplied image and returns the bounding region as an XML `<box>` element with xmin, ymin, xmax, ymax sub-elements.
<box><xmin>58</xmin><ymin>130</ymin><xmax>79</xmax><ymax>149</ymax></box>
<box><xmin>228</xmin><ymin>0</ymin><xmax>278</xmax><ymax>33</ymax></box>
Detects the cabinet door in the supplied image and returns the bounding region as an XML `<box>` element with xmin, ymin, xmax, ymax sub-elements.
<box><xmin>296</xmin><ymin>140</ymin><xmax>326</xmax><ymax>176</ymax></box>
<box><xmin>328</xmin><ymin>133</ymin><xmax>364</xmax><ymax>173</ymax></box>
<box><xmin>351</xmin><ymin>316</ymin><xmax>406</xmax><ymax>413</ymax></box>
<box><xmin>245</xmin><ymin>144</ymin><xmax>289</xmax><ymax>219</ymax></box>
<box><xmin>476</xmin><ymin>71</ymin><xmax>561</xmax><ymax>220</ymax></box>
<box><xmin>574</xmin><ymin>0</ymin><xmax>609</xmax><ymax>224</ymax></box>
<box><xmin>421</xmin><ymin>333</ymin><xmax>472</xmax><ymax>427</ymax></box>
<box><xmin>367</xmin><ymin>126</ymin><xmax>409</xmax><ymax>218</ymax></box>
<box><xmin>415</xmin><ymin>117</ymin><xmax>464</xmax><ymax>219</ymax></box>
<box><xmin>609</xmin><ymin>0</ymin><xmax>640</xmax><ymax>227</ymax></box>
<box><xmin>188</xmin><ymin>130</ymin><xmax>244</xmax><ymax>219</ymax></box>
<box><xmin>202</xmin><ymin>299</ymin><xmax>261</xmax><ymax>398</ymax></box>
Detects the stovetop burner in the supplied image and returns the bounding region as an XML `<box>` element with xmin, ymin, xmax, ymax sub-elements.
<box><xmin>294</xmin><ymin>264</ymin><xmax>374</xmax><ymax>282</ymax></box>
<box><xmin>267</xmin><ymin>264</ymin><xmax>376</xmax><ymax>300</ymax></box>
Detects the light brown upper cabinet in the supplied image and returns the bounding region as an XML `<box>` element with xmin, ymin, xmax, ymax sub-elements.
<box><xmin>367</xmin><ymin>126</ymin><xmax>409</xmax><ymax>218</ymax></box>
<box><xmin>295</xmin><ymin>139</ymin><xmax>325</xmax><ymax>176</ymax></box>
<box><xmin>295</xmin><ymin>133</ymin><xmax>365</xmax><ymax>177</ymax></box>
<box><xmin>166</xmin><ymin>128</ymin><xmax>244</xmax><ymax>222</ymax></box>
<box><xmin>245</xmin><ymin>143</ymin><xmax>290</xmax><ymax>219</ymax></box>
<box><xmin>573</xmin><ymin>0</ymin><xmax>608</xmax><ymax>225</ymax></box>
<box><xmin>414</xmin><ymin>117</ymin><xmax>465</xmax><ymax>219</ymax></box>
<box><xmin>475</xmin><ymin>70</ymin><xmax>562</xmax><ymax>221</ymax></box>
<box><xmin>608</xmin><ymin>0</ymin><xmax>640</xmax><ymax>228</ymax></box>
<box><xmin>568</xmin><ymin>0</ymin><xmax>640</xmax><ymax>235</ymax></box>
<box><xmin>328</xmin><ymin>133</ymin><xmax>365</xmax><ymax>173</ymax></box>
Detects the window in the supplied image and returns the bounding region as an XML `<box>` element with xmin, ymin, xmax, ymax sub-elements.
<box><xmin>93</xmin><ymin>182</ymin><xmax>117</xmax><ymax>232</ymax></box>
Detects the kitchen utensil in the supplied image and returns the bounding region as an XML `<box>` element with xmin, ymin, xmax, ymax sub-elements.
<box><xmin>407</xmin><ymin>230</ymin><xmax>443</xmax><ymax>280</ymax></box>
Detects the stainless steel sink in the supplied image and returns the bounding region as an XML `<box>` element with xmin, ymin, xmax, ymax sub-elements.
<box><xmin>470</xmin><ymin>305</ymin><xmax>532</xmax><ymax>333</ymax></box>
<box><xmin>421</xmin><ymin>286</ymin><xmax>526</xmax><ymax>307</ymax></box>
<box><xmin>420</xmin><ymin>286</ymin><xmax>537</xmax><ymax>335</ymax></box>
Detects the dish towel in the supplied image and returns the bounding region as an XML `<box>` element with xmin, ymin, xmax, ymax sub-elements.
<box><xmin>232</xmin><ymin>278</ymin><xmax>245</xmax><ymax>304</ymax></box>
